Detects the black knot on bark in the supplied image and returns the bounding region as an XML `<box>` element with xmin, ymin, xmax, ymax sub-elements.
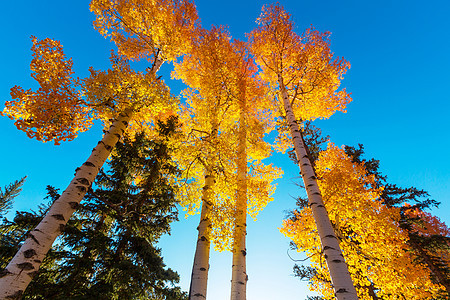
<box><xmin>193</xmin><ymin>293</ymin><xmax>206</xmax><ymax>298</ymax></box>
<box><xmin>76</xmin><ymin>178</ymin><xmax>90</xmax><ymax>185</ymax></box>
<box><xmin>51</xmin><ymin>214</ymin><xmax>65</xmax><ymax>221</ymax></box>
<box><xmin>27</xmin><ymin>232</ymin><xmax>40</xmax><ymax>245</ymax></box>
<box><xmin>75</xmin><ymin>186</ymin><xmax>87</xmax><ymax>193</ymax></box>
<box><xmin>69</xmin><ymin>202</ymin><xmax>79</xmax><ymax>209</ymax></box>
<box><xmin>241</xmin><ymin>250</ymin><xmax>247</xmax><ymax>256</ymax></box>
<box><xmin>83</xmin><ymin>161</ymin><xmax>95</xmax><ymax>167</ymax></box>
<box><xmin>200</xmin><ymin>267</ymin><xmax>207</xmax><ymax>271</ymax></box>
<box><xmin>23</xmin><ymin>249</ymin><xmax>37</xmax><ymax>258</ymax></box>
<box><xmin>17</xmin><ymin>262</ymin><xmax>34</xmax><ymax>270</ymax></box>
<box><xmin>335</xmin><ymin>288</ymin><xmax>348</xmax><ymax>294</ymax></box>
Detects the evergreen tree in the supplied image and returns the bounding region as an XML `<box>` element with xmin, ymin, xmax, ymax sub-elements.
<box><xmin>0</xmin><ymin>177</ymin><xmax>26</xmax><ymax>217</ymax></box>
<box><xmin>0</xmin><ymin>187</ymin><xmax>68</xmax><ymax>299</ymax></box>
<box><xmin>0</xmin><ymin>117</ymin><xmax>187</xmax><ymax>299</ymax></box>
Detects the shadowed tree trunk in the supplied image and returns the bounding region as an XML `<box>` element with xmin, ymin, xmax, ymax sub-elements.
<box><xmin>0</xmin><ymin>109</ymin><xmax>132</xmax><ymax>300</ymax></box>
<box><xmin>230</xmin><ymin>89</ymin><xmax>248</xmax><ymax>300</ymax></box>
<box><xmin>189</xmin><ymin>167</ymin><xmax>216</xmax><ymax>300</ymax></box>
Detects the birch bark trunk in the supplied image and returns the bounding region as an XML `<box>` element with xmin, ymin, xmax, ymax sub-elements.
<box><xmin>0</xmin><ymin>109</ymin><xmax>132</xmax><ymax>300</ymax></box>
<box><xmin>189</xmin><ymin>167</ymin><xmax>215</xmax><ymax>300</ymax></box>
<box><xmin>230</xmin><ymin>99</ymin><xmax>248</xmax><ymax>300</ymax></box>
<box><xmin>0</xmin><ymin>56</ymin><xmax>164</xmax><ymax>300</ymax></box>
<box><xmin>278</xmin><ymin>74</ymin><xmax>358</xmax><ymax>300</ymax></box>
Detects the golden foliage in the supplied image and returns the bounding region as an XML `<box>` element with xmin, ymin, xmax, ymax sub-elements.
<box><xmin>2</xmin><ymin>37</ymin><xmax>92</xmax><ymax>144</ymax></box>
<box><xmin>172</xmin><ymin>26</ymin><xmax>282</xmax><ymax>251</ymax></box>
<box><xmin>90</xmin><ymin>0</ymin><xmax>199</xmax><ymax>62</ymax></box>
<box><xmin>249</xmin><ymin>4</ymin><xmax>352</xmax><ymax>152</ymax></box>
<box><xmin>281</xmin><ymin>144</ymin><xmax>443</xmax><ymax>299</ymax></box>
<box><xmin>83</xmin><ymin>52</ymin><xmax>178</xmax><ymax>140</ymax></box>
<box><xmin>2</xmin><ymin>37</ymin><xmax>177</xmax><ymax>146</ymax></box>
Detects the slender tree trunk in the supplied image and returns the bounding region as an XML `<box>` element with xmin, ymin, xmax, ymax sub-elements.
<box><xmin>277</xmin><ymin>74</ymin><xmax>358</xmax><ymax>300</ymax></box>
<box><xmin>230</xmin><ymin>100</ymin><xmax>248</xmax><ymax>300</ymax></box>
<box><xmin>189</xmin><ymin>167</ymin><xmax>215</xmax><ymax>300</ymax></box>
<box><xmin>0</xmin><ymin>109</ymin><xmax>132</xmax><ymax>300</ymax></box>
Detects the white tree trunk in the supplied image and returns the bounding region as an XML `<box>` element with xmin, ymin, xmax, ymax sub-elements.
<box><xmin>278</xmin><ymin>74</ymin><xmax>358</xmax><ymax>300</ymax></box>
<box><xmin>230</xmin><ymin>106</ymin><xmax>248</xmax><ymax>300</ymax></box>
<box><xmin>0</xmin><ymin>109</ymin><xmax>132</xmax><ymax>300</ymax></box>
<box><xmin>189</xmin><ymin>168</ymin><xmax>215</xmax><ymax>300</ymax></box>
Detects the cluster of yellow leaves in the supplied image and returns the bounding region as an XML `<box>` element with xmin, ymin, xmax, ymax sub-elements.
<box><xmin>280</xmin><ymin>144</ymin><xmax>443</xmax><ymax>299</ymax></box>
<box><xmin>90</xmin><ymin>0</ymin><xmax>199</xmax><ymax>62</ymax></box>
<box><xmin>83</xmin><ymin>51</ymin><xmax>178</xmax><ymax>141</ymax></box>
<box><xmin>249</xmin><ymin>4</ymin><xmax>351</xmax><ymax>152</ymax></box>
<box><xmin>172</xmin><ymin>26</ymin><xmax>282</xmax><ymax>251</ymax></box>
<box><xmin>2</xmin><ymin>37</ymin><xmax>92</xmax><ymax>144</ymax></box>
<box><xmin>4</xmin><ymin>0</ymin><xmax>196</xmax><ymax>146</ymax></box>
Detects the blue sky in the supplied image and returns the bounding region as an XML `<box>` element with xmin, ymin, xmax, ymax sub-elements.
<box><xmin>1</xmin><ymin>1</ymin><xmax>450</xmax><ymax>299</ymax></box>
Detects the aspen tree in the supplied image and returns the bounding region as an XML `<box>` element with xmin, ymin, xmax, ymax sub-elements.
<box><xmin>173</xmin><ymin>27</ymin><xmax>281</xmax><ymax>300</ymax></box>
<box><xmin>0</xmin><ymin>40</ymin><xmax>170</xmax><ymax>300</ymax></box>
<box><xmin>229</xmin><ymin>40</ymin><xmax>277</xmax><ymax>300</ymax></box>
<box><xmin>173</xmin><ymin>26</ymin><xmax>239</xmax><ymax>300</ymax></box>
<box><xmin>249</xmin><ymin>4</ymin><xmax>356</xmax><ymax>299</ymax></box>
<box><xmin>282</xmin><ymin>144</ymin><xmax>445</xmax><ymax>299</ymax></box>
<box><xmin>0</xmin><ymin>1</ymin><xmax>198</xmax><ymax>296</ymax></box>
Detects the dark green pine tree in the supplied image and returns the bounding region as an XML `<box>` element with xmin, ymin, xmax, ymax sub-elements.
<box><xmin>0</xmin><ymin>177</ymin><xmax>26</xmax><ymax>218</ymax></box>
<box><xmin>1</xmin><ymin>181</ymin><xmax>67</xmax><ymax>297</ymax></box>
<box><xmin>0</xmin><ymin>117</ymin><xmax>187</xmax><ymax>300</ymax></box>
<box><xmin>0</xmin><ymin>177</ymin><xmax>29</xmax><ymax>267</ymax></box>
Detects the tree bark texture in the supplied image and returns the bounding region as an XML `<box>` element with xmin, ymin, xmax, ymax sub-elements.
<box><xmin>230</xmin><ymin>103</ymin><xmax>248</xmax><ymax>300</ymax></box>
<box><xmin>189</xmin><ymin>168</ymin><xmax>215</xmax><ymax>300</ymax></box>
<box><xmin>278</xmin><ymin>74</ymin><xmax>358</xmax><ymax>300</ymax></box>
<box><xmin>0</xmin><ymin>109</ymin><xmax>132</xmax><ymax>300</ymax></box>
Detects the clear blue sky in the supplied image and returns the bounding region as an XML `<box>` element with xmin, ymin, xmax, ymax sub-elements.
<box><xmin>1</xmin><ymin>1</ymin><xmax>450</xmax><ymax>299</ymax></box>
